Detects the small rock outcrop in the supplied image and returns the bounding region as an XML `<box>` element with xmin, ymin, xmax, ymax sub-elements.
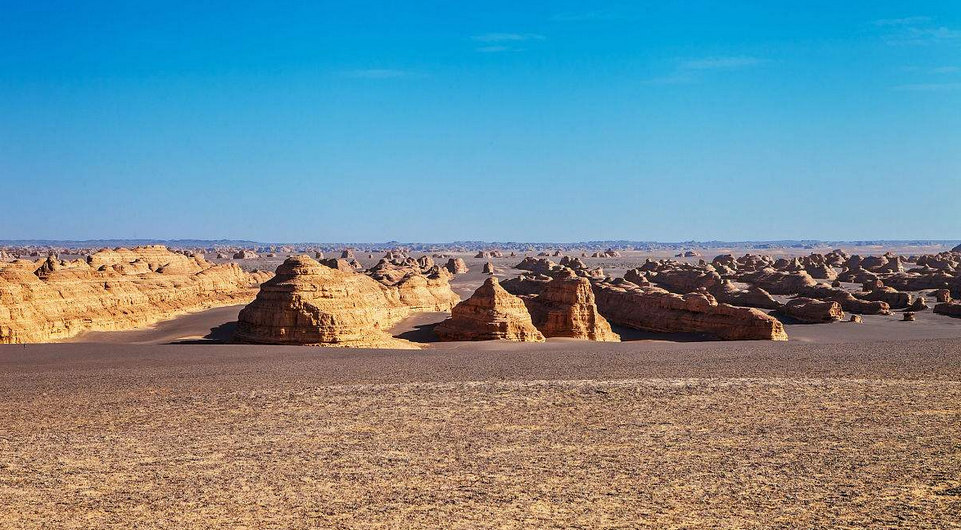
<box><xmin>934</xmin><ymin>302</ymin><xmax>961</xmax><ymax>318</ymax></box>
<box><xmin>778</xmin><ymin>298</ymin><xmax>844</xmax><ymax>323</ymax></box>
<box><xmin>435</xmin><ymin>277</ymin><xmax>545</xmax><ymax>342</ymax></box>
<box><xmin>445</xmin><ymin>258</ymin><xmax>469</xmax><ymax>274</ymax></box>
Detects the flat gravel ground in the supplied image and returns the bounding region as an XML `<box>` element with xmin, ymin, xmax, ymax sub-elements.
<box><xmin>1</xmin><ymin>340</ymin><xmax>959</xmax><ymax>528</ymax></box>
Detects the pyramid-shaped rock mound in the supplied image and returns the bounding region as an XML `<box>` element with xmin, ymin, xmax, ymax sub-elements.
<box><xmin>234</xmin><ymin>255</ymin><xmax>457</xmax><ymax>348</ymax></box>
<box><xmin>435</xmin><ymin>277</ymin><xmax>544</xmax><ymax>342</ymax></box>
<box><xmin>524</xmin><ymin>273</ymin><xmax>620</xmax><ymax>342</ymax></box>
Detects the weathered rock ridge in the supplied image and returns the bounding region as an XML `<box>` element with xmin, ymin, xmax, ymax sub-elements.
<box><xmin>591</xmin><ymin>279</ymin><xmax>788</xmax><ymax>341</ymax></box>
<box><xmin>0</xmin><ymin>246</ymin><xmax>270</xmax><ymax>344</ymax></box>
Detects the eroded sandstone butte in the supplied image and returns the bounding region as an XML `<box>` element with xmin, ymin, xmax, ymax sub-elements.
<box><xmin>435</xmin><ymin>277</ymin><xmax>544</xmax><ymax>342</ymax></box>
<box><xmin>0</xmin><ymin>246</ymin><xmax>270</xmax><ymax>344</ymax></box>
<box><xmin>234</xmin><ymin>255</ymin><xmax>459</xmax><ymax>348</ymax></box>
<box><xmin>523</xmin><ymin>273</ymin><xmax>620</xmax><ymax>342</ymax></box>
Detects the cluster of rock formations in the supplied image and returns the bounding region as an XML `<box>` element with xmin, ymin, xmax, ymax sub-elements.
<box><xmin>234</xmin><ymin>254</ymin><xmax>459</xmax><ymax>348</ymax></box>
<box><xmin>591</xmin><ymin>279</ymin><xmax>787</xmax><ymax>341</ymax></box>
<box><xmin>5</xmin><ymin>240</ymin><xmax>960</xmax><ymax>348</ymax></box>
<box><xmin>0</xmin><ymin>246</ymin><xmax>270</xmax><ymax>344</ymax></box>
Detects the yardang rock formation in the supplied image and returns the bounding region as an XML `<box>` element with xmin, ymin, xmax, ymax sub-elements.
<box><xmin>233</xmin><ymin>255</ymin><xmax>459</xmax><ymax>348</ymax></box>
<box><xmin>435</xmin><ymin>277</ymin><xmax>545</xmax><ymax>342</ymax></box>
<box><xmin>0</xmin><ymin>246</ymin><xmax>270</xmax><ymax>344</ymax></box>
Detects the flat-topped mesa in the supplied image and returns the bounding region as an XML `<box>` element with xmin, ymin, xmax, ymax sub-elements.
<box><xmin>0</xmin><ymin>246</ymin><xmax>270</xmax><ymax>344</ymax></box>
<box><xmin>435</xmin><ymin>277</ymin><xmax>545</xmax><ymax>342</ymax></box>
<box><xmin>522</xmin><ymin>272</ymin><xmax>619</xmax><ymax>342</ymax></box>
<box><xmin>234</xmin><ymin>255</ymin><xmax>421</xmax><ymax>348</ymax></box>
<box><xmin>591</xmin><ymin>279</ymin><xmax>788</xmax><ymax>341</ymax></box>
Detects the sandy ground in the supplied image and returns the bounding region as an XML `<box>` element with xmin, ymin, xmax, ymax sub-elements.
<box><xmin>1</xmin><ymin>340</ymin><xmax>959</xmax><ymax>528</ymax></box>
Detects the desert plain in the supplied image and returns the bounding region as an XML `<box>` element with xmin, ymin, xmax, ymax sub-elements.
<box><xmin>2</xmin><ymin>243</ymin><xmax>960</xmax><ymax>528</ymax></box>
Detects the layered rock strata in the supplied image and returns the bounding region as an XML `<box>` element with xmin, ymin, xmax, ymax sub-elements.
<box><xmin>234</xmin><ymin>255</ymin><xmax>459</xmax><ymax>348</ymax></box>
<box><xmin>591</xmin><ymin>279</ymin><xmax>787</xmax><ymax>341</ymax></box>
<box><xmin>0</xmin><ymin>246</ymin><xmax>270</xmax><ymax>344</ymax></box>
<box><xmin>435</xmin><ymin>277</ymin><xmax>544</xmax><ymax>342</ymax></box>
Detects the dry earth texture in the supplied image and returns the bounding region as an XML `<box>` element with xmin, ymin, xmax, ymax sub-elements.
<box><xmin>1</xmin><ymin>340</ymin><xmax>959</xmax><ymax>529</ymax></box>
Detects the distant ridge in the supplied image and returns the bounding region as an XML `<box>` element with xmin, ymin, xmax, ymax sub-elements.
<box><xmin>1</xmin><ymin>239</ymin><xmax>957</xmax><ymax>252</ymax></box>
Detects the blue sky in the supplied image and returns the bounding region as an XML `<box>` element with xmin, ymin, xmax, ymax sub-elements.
<box><xmin>1</xmin><ymin>1</ymin><xmax>959</xmax><ymax>242</ymax></box>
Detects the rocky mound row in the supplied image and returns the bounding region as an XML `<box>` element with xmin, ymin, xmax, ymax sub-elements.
<box><xmin>0</xmin><ymin>246</ymin><xmax>271</xmax><ymax>344</ymax></box>
<box><xmin>591</xmin><ymin>279</ymin><xmax>788</xmax><ymax>341</ymax></box>
<box><xmin>233</xmin><ymin>255</ymin><xmax>459</xmax><ymax>348</ymax></box>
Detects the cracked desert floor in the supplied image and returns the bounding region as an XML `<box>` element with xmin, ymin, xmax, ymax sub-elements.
<box><xmin>2</xmin><ymin>338</ymin><xmax>959</xmax><ymax>529</ymax></box>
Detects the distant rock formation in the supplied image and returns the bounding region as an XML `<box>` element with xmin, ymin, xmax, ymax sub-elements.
<box><xmin>0</xmin><ymin>246</ymin><xmax>270</xmax><ymax>344</ymax></box>
<box><xmin>952</xmin><ymin>243</ymin><xmax>961</xmax><ymax>253</ymax></box>
<box><xmin>232</xmin><ymin>249</ymin><xmax>259</xmax><ymax>259</ymax></box>
<box><xmin>521</xmin><ymin>273</ymin><xmax>619</xmax><ymax>342</ymax></box>
<box><xmin>435</xmin><ymin>277</ymin><xmax>544</xmax><ymax>342</ymax></box>
<box><xmin>367</xmin><ymin>259</ymin><xmax>460</xmax><ymax>313</ymax></box>
<box><xmin>934</xmin><ymin>301</ymin><xmax>961</xmax><ymax>318</ymax></box>
<box><xmin>483</xmin><ymin>262</ymin><xmax>495</xmax><ymax>275</ymax></box>
<box><xmin>592</xmin><ymin>279</ymin><xmax>787</xmax><ymax>341</ymax></box>
<box><xmin>444</xmin><ymin>258</ymin><xmax>469</xmax><ymax>274</ymax></box>
<box><xmin>710</xmin><ymin>280</ymin><xmax>780</xmax><ymax>310</ymax></box>
<box><xmin>234</xmin><ymin>255</ymin><xmax>459</xmax><ymax>348</ymax></box>
<box><xmin>738</xmin><ymin>268</ymin><xmax>818</xmax><ymax>295</ymax></box>
<box><xmin>778</xmin><ymin>298</ymin><xmax>843</xmax><ymax>323</ymax></box>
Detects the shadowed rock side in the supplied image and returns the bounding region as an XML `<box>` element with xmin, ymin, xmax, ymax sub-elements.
<box><xmin>0</xmin><ymin>246</ymin><xmax>270</xmax><ymax>344</ymax></box>
<box><xmin>435</xmin><ymin>277</ymin><xmax>545</xmax><ymax>342</ymax></box>
<box><xmin>592</xmin><ymin>279</ymin><xmax>788</xmax><ymax>341</ymax></box>
<box><xmin>233</xmin><ymin>255</ymin><xmax>459</xmax><ymax>348</ymax></box>
<box><xmin>521</xmin><ymin>273</ymin><xmax>620</xmax><ymax>342</ymax></box>
<box><xmin>934</xmin><ymin>301</ymin><xmax>961</xmax><ymax>318</ymax></box>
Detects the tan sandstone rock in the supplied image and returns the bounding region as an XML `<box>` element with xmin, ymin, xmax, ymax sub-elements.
<box><xmin>522</xmin><ymin>274</ymin><xmax>619</xmax><ymax>342</ymax></box>
<box><xmin>234</xmin><ymin>255</ymin><xmax>457</xmax><ymax>348</ymax></box>
<box><xmin>778</xmin><ymin>297</ymin><xmax>844</xmax><ymax>323</ymax></box>
<box><xmin>435</xmin><ymin>277</ymin><xmax>544</xmax><ymax>342</ymax></box>
<box><xmin>0</xmin><ymin>246</ymin><xmax>269</xmax><ymax>344</ymax></box>
<box><xmin>592</xmin><ymin>279</ymin><xmax>787</xmax><ymax>341</ymax></box>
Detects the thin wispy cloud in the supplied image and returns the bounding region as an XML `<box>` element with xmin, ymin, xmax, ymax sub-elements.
<box><xmin>640</xmin><ymin>73</ymin><xmax>696</xmax><ymax>86</ymax></box>
<box><xmin>471</xmin><ymin>33</ymin><xmax>545</xmax><ymax>43</ymax></box>
<box><xmin>476</xmin><ymin>45</ymin><xmax>511</xmax><ymax>53</ymax></box>
<box><xmin>931</xmin><ymin>66</ymin><xmax>961</xmax><ymax>74</ymax></box>
<box><xmin>550</xmin><ymin>11</ymin><xmax>625</xmax><ymax>22</ymax></box>
<box><xmin>338</xmin><ymin>69</ymin><xmax>417</xmax><ymax>79</ymax></box>
<box><xmin>679</xmin><ymin>56</ymin><xmax>767</xmax><ymax>70</ymax></box>
<box><xmin>872</xmin><ymin>16</ymin><xmax>931</xmax><ymax>27</ymax></box>
<box><xmin>643</xmin><ymin>55</ymin><xmax>766</xmax><ymax>86</ymax></box>
<box><xmin>873</xmin><ymin>16</ymin><xmax>961</xmax><ymax>45</ymax></box>
<box><xmin>892</xmin><ymin>82</ymin><xmax>961</xmax><ymax>92</ymax></box>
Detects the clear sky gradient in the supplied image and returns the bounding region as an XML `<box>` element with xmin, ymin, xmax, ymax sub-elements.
<box><xmin>2</xmin><ymin>1</ymin><xmax>959</xmax><ymax>242</ymax></box>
